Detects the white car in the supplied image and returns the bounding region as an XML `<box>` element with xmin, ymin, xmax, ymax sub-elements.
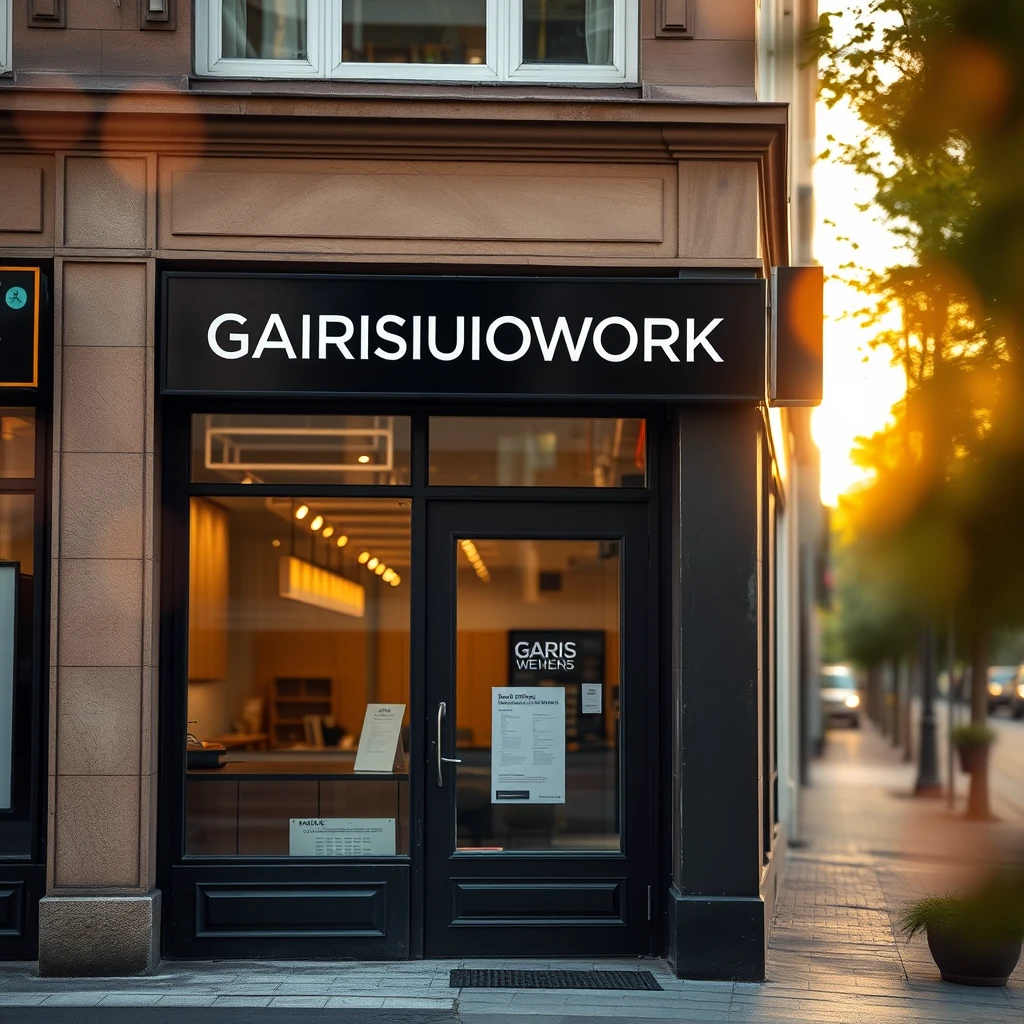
<box><xmin>820</xmin><ymin>664</ymin><xmax>861</xmax><ymax>728</ymax></box>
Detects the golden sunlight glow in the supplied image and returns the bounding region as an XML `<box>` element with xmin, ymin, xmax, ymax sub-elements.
<box><xmin>811</xmin><ymin>98</ymin><xmax>908</xmax><ymax>507</ymax></box>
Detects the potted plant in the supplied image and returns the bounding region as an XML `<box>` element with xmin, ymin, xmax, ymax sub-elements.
<box><xmin>901</xmin><ymin>875</ymin><xmax>1024</xmax><ymax>986</ymax></box>
<box><xmin>950</xmin><ymin>723</ymin><xmax>996</xmax><ymax>774</ymax></box>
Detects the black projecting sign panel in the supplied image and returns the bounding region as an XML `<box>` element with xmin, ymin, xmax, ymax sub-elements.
<box><xmin>162</xmin><ymin>273</ymin><xmax>767</xmax><ymax>400</ymax></box>
<box><xmin>0</xmin><ymin>267</ymin><xmax>40</xmax><ymax>388</ymax></box>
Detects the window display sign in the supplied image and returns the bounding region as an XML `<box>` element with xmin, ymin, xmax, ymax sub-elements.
<box><xmin>491</xmin><ymin>687</ymin><xmax>565</xmax><ymax>804</ymax></box>
<box><xmin>288</xmin><ymin>817</ymin><xmax>396</xmax><ymax>856</ymax></box>
<box><xmin>0</xmin><ymin>564</ymin><xmax>16</xmax><ymax>811</ymax></box>
<box><xmin>162</xmin><ymin>273</ymin><xmax>767</xmax><ymax>400</ymax></box>
<box><xmin>354</xmin><ymin>703</ymin><xmax>406</xmax><ymax>773</ymax></box>
<box><xmin>508</xmin><ymin>629</ymin><xmax>606</xmax><ymax>745</ymax></box>
<box><xmin>0</xmin><ymin>267</ymin><xmax>40</xmax><ymax>388</ymax></box>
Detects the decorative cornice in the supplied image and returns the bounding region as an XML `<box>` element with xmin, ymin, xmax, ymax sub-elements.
<box><xmin>0</xmin><ymin>91</ymin><xmax>790</xmax><ymax>264</ymax></box>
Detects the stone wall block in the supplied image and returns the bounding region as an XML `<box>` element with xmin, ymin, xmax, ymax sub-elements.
<box><xmin>61</xmin><ymin>347</ymin><xmax>146</xmax><ymax>454</ymax></box>
<box><xmin>63</xmin><ymin>262</ymin><xmax>148</xmax><ymax>347</ymax></box>
<box><xmin>64</xmin><ymin>157</ymin><xmax>147</xmax><ymax>249</ymax></box>
<box><xmin>57</xmin><ymin>558</ymin><xmax>143</xmax><ymax>668</ymax></box>
<box><xmin>60</xmin><ymin>452</ymin><xmax>145</xmax><ymax>559</ymax></box>
<box><xmin>56</xmin><ymin>666</ymin><xmax>142</xmax><ymax>777</ymax></box>
<box><xmin>678</xmin><ymin>161</ymin><xmax>759</xmax><ymax>260</ymax></box>
<box><xmin>53</xmin><ymin>774</ymin><xmax>141</xmax><ymax>887</ymax></box>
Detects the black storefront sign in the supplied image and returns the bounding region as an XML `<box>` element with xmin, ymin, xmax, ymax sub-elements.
<box><xmin>0</xmin><ymin>267</ymin><xmax>40</xmax><ymax>389</ymax></box>
<box><xmin>162</xmin><ymin>273</ymin><xmax>767</xmax><ymax>400</ymax></box>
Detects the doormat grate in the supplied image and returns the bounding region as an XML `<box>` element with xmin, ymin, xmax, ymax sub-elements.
<box><xmin>450</xmin><ymin>969</ymin><xmax>662</xmax><ymax>991</ymax></box>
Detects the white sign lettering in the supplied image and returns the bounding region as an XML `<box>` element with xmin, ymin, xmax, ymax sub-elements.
<box><xmin>207</xmin><ymin>313</ymin><xmax>724</xmax><ymax>365</ymax></box>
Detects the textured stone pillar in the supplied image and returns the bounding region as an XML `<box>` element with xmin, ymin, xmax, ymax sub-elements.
<box><xmin>40</xmin><ymin>155</ymin><xmax>160</xmax><ymax>976</ymax></box>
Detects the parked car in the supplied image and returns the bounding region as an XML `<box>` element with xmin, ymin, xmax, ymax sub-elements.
<box><xmin>820</xmin><ymin>664</ymin><xmax>860</xmax><ymax>728</ymax></box>
<box><xmin>986</xmin><ymin>665</ymin><xmax>1020</xmax><ymax>715</ymax></box>
<box><xmin>1009</xmin><ymin>664</ymin><xmax>1024</xmax><ymax>721</ymax></box>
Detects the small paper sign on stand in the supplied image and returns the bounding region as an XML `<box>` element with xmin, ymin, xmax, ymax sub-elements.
<box><xmin>354</xmin><ymin>703</ymin><xmax>406</xmax><ymax>773</ymax></box>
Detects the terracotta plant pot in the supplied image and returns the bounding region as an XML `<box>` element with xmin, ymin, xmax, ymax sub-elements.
<box><xmin>956</xmin><ymin>743</ymin><xmax>990</xmax><ymax>775</ymax></box>
<box><xmin>927</xmin><ymin>928</ymin><xmax>1022</xmax><ymax>986</ymax></box>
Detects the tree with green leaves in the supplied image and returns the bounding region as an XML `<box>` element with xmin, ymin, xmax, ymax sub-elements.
<box><xmin>814</xmin><ymin>0</ymin><xmax>1024</xmax><ymax>818</ymax></box>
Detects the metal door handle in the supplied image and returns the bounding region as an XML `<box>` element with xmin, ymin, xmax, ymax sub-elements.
<box><xmin>436</xmin><ymin>701</ymin><xmax>462</xmax><ymax>787</ymax></box>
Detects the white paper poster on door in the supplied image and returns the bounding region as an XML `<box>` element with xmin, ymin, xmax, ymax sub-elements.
<box><xmin>354</xmin><ymin>703</ymin><xmax>406</xmax><ymax>773</ymax></box>
<box><xmin>491</xmin><ymin>687</ymin><xmax>565</xmax><ymax>804</ymax></box>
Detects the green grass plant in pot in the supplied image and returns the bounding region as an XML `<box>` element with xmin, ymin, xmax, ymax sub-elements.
<box><xmin>950</xmin><ymin>723</ymin><xmax>996</xmax><ymax>775</ymax></box>
<box><xmin>901</xmin><ymin>871</ymin><xmax>1024</xmax><ymax>986</ymax></box>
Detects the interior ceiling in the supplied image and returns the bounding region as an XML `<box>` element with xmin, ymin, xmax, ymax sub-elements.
<box><xmin>210</xmin><ymin>497</ymin><xmax>618</xmax><ymax>574</ymax></box>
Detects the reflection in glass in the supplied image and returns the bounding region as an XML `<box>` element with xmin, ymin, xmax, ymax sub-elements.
<box><xmin>0</xmin><ymin>494</ymin><xmax>34</xmax><ymax>573</ymax></box>
<box><xmin>342</xmin><ymin>0</ymin><xmax>487</xmax><ymax>65</ymax></box>
<box><xmin>454</xmin><ymin>539</ymin><xmax>620</xmax><ymax>853</ymax></box>
<box><xmin>0</xmin><ymin>410</ymin><xmax>35</xmax><ymax>479</ymax></box>
<box><xmin>430</xmin><ymin>417</ymin><xmax>645</xmax><ymax>487</ymax></box>
<box><xmin>191</xmin><ymin>414</ymin><xmax>410</xmax><ymax>485</ymax></box>
<box><xmin>222</xmin><ymin>0</ymin><xmax>307</xmax><ymax>60</ymax></box>
<box><xmin>523</xmin><ymin>0</ymin><xmax>614</xmax><ymax>65</ymax></box>
<box><xmin>185</xmin><ymin>496</ymin><xmax>410</xmax><ymax>856</ymax></box>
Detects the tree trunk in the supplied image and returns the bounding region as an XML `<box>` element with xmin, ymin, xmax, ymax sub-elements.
<box><xmin>967</xmin><ymin>622</ymin><xmax>991</xmax><ymax>820</ymax></box>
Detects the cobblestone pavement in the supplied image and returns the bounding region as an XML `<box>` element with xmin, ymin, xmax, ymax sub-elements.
<box><xmin>1</xmin><ymin>722</ymin><xmax>1023</xmax><ymax>1022</ymax></box>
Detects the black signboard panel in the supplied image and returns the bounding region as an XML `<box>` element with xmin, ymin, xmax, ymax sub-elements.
<box><xmin>161</xmin><ymin>273</ymin><xmax>767</xmax><ymax>400</ymax></box>
<box><xmin>507</xmin><ymin>629</ymin><xmax>607</xmax><ymax>746</ymax></box>
<box><xmin>0</xmin><ymin>268</ymin><xmax>39</xmax><ymax>388</ymax></box>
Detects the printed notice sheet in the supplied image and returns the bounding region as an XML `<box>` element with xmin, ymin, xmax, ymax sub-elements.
<box><xmin>582</xmin><ymin>683</ymin><xmax>602</xmax><ymax>714</ymax></box>
<box><xmin>354</xmin><ymin>703</ymin><xmax>405</xmax><ymax>773</ymax></box>
<box><xmin>491</xmin><ymin>687</ymin><xmax>565</xmax><ymax>804</ymax></box>
<box><xmin>289</xmin><ymin>817</ymin><xmax>396</xmax><ymax>856</ymax></box>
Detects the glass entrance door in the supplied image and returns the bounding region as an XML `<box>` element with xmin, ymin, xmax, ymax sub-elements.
<box><xmin>424</xmin><ymin>501</ymin><xmax>653</xmax><ymax>956</ymax></box>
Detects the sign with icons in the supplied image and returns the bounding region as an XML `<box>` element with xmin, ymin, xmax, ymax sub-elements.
<box><xmin>0</xmin><ymin>267</ymin><xmax>40</xmax><ymax>388</ymax></box>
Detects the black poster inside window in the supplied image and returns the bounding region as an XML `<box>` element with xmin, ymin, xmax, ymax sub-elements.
<box><xmin>161</xmin><ymin>273</ymin><xmax>767</xmax><ymax>400</ymax></box>
<box><xmin>0</xmin><ymin>268</ymin><xmax>40</xmax><ymax>388</ymax></box>
<box><xmin>507</xmin><ymin>629</ymin><xmax>607</xmax><ymax>747</ymax></box>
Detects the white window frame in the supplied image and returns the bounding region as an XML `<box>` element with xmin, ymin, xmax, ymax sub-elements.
<box><xmin>506</xmin><ymin>0</ymin><xmax>635</xmax><ymax>84</ymax></box>
<box><xmin>1</xmin><ymin>0</ymin><xmax>12</xmax><ymax>76</ymax></box>
<box><xmin>197</xmin><ymin>0</ymin><xmax>324</xmax><ymax>78</ymax></box>
<box><xmin>196</xmin><ymin>0</ymin><xmax>637</xmax><ymax>85</ymax></box>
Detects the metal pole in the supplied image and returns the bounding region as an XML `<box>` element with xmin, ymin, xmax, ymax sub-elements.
<box><xmin>947</xmin><ymin>613</ymin><xmax>956</xmax><ymax>809</ymax></box>
<box><xmin>916</xmin><ymin>622</ymin><xmax>942</xmax><ymax>795</ymax></box>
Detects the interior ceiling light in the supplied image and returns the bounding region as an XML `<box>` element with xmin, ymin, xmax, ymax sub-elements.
<box><xmin>337</xmin><ymin>535</ymin><xmax>349</xmax><ymax>548</ymax></box>
<box><xmin>358</xmin><ymin>551</ymin><xmax>370</xmax><ymax>564</ymax></box>
<box><xmin>357</xmin><ymin>455</ymin><xmax>371</xmax><ymax>464</ymax></box>
<box><xmin>271</xmin><ymin>539</ymin><xmax>281</xmax><ymax>548</ymax></box>
<box><xmin>374</xmin><ymin>563</ymin><xmax>387</xmax><ymax>575</ymax></box>
<box><xmin>294</xmin><ymin>504</ymin><xmax>309</xmax><ymax>520</ymax></box>
<box><xmin>390</xmin><ymin>575</ymin><xmax>401</xmax><ymax>586</ymax></box>
<box><xmin>460</xmin><ymin>539</ymin><xmax>491</xmax><ymax>583</ymax></box>
<box><xmin>310</xmin><ymin>515</ymin><xmax>324</xmax><ymax>531</ymax></box>
<box><xmin>382</xmin><ymin>568</ymin><xmax>396</xmax><ymax>582</ymax></box>
<box><xmin>367</xmin><ymin>557</ymin><xmax>379</xmax><ymax>570</ymax></box>
<box><xmin>322</xmin><ymin>525</ymin><xmax>334</xmax><ymax>539</ymax></box>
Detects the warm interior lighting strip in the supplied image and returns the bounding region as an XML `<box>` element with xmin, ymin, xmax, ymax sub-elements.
<box><xmin>278</xmin><ymin>556</ymin><xmax>365</xmax><ymax>619</ymax></box>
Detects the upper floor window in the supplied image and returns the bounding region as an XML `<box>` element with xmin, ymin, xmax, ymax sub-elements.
<box><xmin>1</xmin><ymin>0</ymin><xmax>11</xmax><ymax>75</ymax></box>
<box><xmin>196</xmin><ymin>1</ymin><xmax>637</xmax><ymax>83</ymax></box>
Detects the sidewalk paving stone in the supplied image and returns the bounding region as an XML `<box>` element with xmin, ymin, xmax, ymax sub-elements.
<box><xmin>1</xmin><ymin>722</ymin><xmax>1023</xmax><ymax>1021</ymax></box>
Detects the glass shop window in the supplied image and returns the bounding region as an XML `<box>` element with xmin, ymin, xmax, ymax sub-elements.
<box><xmin>191</xmin><ymin>414</ymin><xmax>411</xmax><ymax>486</ymax></box>
<box><xmin>429</xmin><ymin>417</ymin><xmax>646</xmax><ymax>487</ymax></box>
<box><xmin>0</xmin><ymin>494</ymin><xmax>33</xmax><ymax>822</ymax></box>
<box><xmin>0</xmin><ymin>410</ymin><xmax>35</xmax><ymax>479</ymax></box>
<box><xmin>185</xmin><ymin>496</ymin><xmax>411</xmax><ymax>857</ymax></box>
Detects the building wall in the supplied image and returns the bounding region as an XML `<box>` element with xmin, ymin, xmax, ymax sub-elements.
<box><xmin>0</xmin><ymin>0</ymin><xmax>813</xmax><ymax>980</ymax></box>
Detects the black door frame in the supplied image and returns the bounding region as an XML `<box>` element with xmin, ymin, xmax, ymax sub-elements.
<box><xmin>423</xmin><ymin>499</ymin><xmax>656</xmax><ymax>957</ymax></box>
<box><xmin>158</xmin><ymin>400</ymin><xmax>667</xmax><ymax>960</ymax></box>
